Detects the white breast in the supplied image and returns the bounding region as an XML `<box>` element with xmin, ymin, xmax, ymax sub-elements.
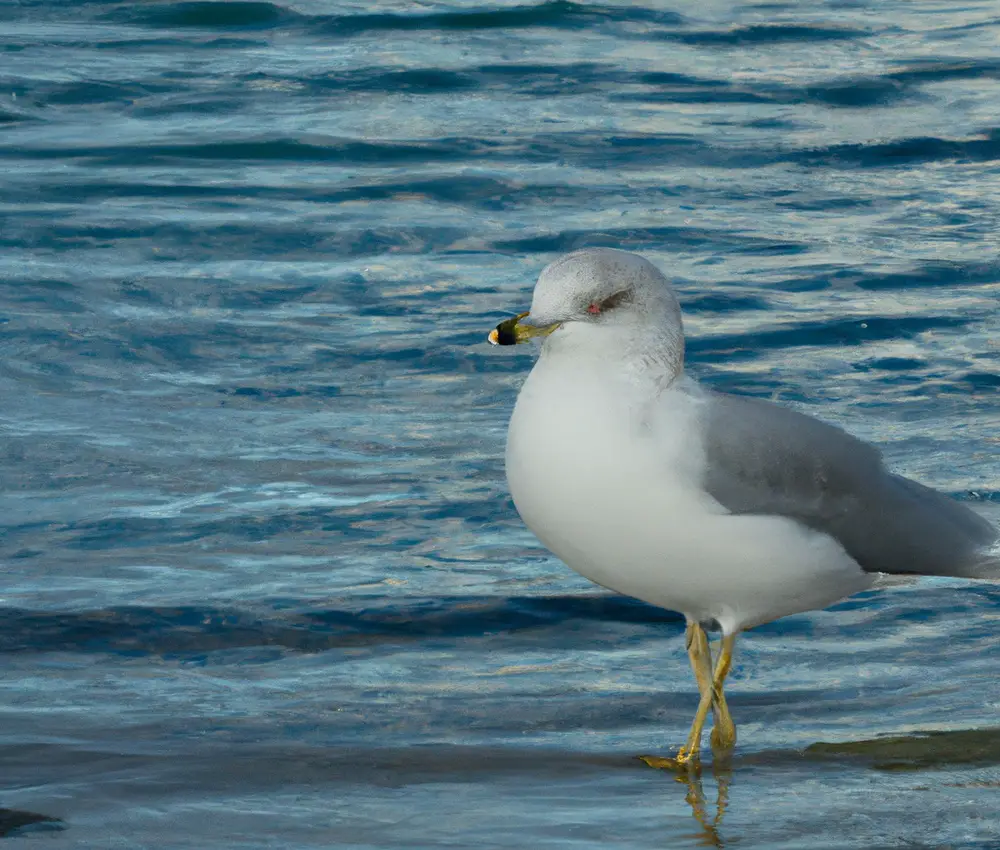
<box><xmin>505</xmin><ymin>355</ymin><xmax>872</xmax><ymax>634</ymax></box>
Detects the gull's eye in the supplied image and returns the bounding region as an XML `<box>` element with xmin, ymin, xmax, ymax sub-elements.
<box><xmin>587</xmin><ymin>289</ymin><xmax>631</xmax><ymax>315</ymax></box>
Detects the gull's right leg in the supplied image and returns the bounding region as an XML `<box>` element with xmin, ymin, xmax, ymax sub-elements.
<box><xmin>709</xmin><ymin>633</ymin><xmax>737</xmax><ymax>752</ymax></box>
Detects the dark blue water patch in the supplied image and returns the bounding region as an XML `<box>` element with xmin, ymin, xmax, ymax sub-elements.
<box><xmin>957</xmin><ymin>372</ymin><xmax>1000</xmax><ymax>392</ymax></box>
<box><xmin>561</xmin><ymin>132</ymin><xmax>744</xmax><ymax>169</ymax></box>
<box><xmin>421</xmin><ymin>499</ymin><xmax>511</xmax><ymax>526</ymax></box>
<box><xmin>682</xmin><ymin>293</ymin><xmax>771</xmax><ymax>314</ymax></box>
<box><xmin>888</xmin><ymin>59</ymin><xmax>1000</xmax><ymax>86</ymax></box>
<box><xmin>1</xmin><ymin>217</ymin><xmax>469</xmax><ymax>261</ymax></box>
<box><xmin>0</xmin><ymin>104</ymin><xmax>37</xmax><ymax>124</ymax></box>
<box><xmin>0</xmin><ymin>175</ymin><xmax>681</xmax><ymax>215</ymax></box>
<box><xmin>105</xmin><ymin>0</ymin><xmax>685</xmax><ymax>36</ymax></box>
<box><xmin>57</xmin><ymin>507</ymin><xmax>377</xmax><ymax>552</ymax></box>
<box><xmin>769</xmin><ymin>261</ymin><xmax>1000</xmax><ymax>293</ymax></box>
<box><xmin>623</xmin><ymin>71</ymin><xmax>782</xmax><ymax>106</ymax></box>
<box><xmin>0</xmin><ymin>742</ymin><xmax>638</xmax><ymax>791</ymax></box>
<box><xmin>476</xmin><ymin>61</ymin><xmax>627</xmax><ymax>97</ymax></box>
<box><xmin>94</xmin><ymin>35</ymin><xmax>271</xmax><ymax>49</ymax></box>
<box><xmin>235</xmin><ymin>62</ymin><xmax>928</xmax><ymax>108</ymax></box>
<box><xmin>0</xmin><ymin>605</ymin><xmax>282</xmax><ymax>655</ymax></box>
<box><xmin>617</xmin><ymin>82</ymin><xmax>774</xmax><ymax>105</ymax></box>
<box><xmin>855</xmin><ymin>357</ymin><xmax>928</xmax><ymax>372</ymax></box>
<box><xmin>313</xmin><ymin>1</ymin><xmax>685</xmax><ymax>36</ymax></box>
<box><xmin>103</xmin><ymin>1</ymin><xmax>303</xmax><ymax>30</ymax></box>
<box><xmin>629</xmin><ymin>71</ymin><xmax>919</xmax><ymax>112</ymax></box>
<box><xmin>217</xmin><ymin>384</ymin><xmax>342</xmax><ymax>401</ymax></box>
<box><xmin>766</xmin><ymin>585</ymin><xmax>1000</xmax><ymax>644</ymax></box>
<box><xmin>4</xmin><ymin>0</ymin><xmax>143</xmax><ymax>9</ymax></box>
<box><xmin>202</xmin><ymin>282</ymin><xmax>323</xmax><ymax>310</ymax></box>
<box><xmin>3</xmin><ymin>293</ymin><xmax>85</xmax><ymax>316</ymax></box>
<box><xmin>118</xmin><ymin>95</ymin><xmax>251</xmax><ymax>118</ymax></box>
<box><xmin>0</xmin><ymin>522</ymin><xmax>60</xmax><ymax>556</ymax></box>
<box><xmin>687</xmin><ymin>315</ymin><xmax>968</xmax><ymax>363</ymax></box>
<box><xmin>635</xmin><ymin>71</ymin><xmax>739</xmax><ymax>89</ymax></box>
<box><xmin>792</xmin><ymin>131</ymin><xmax>1000</xmax><ymax>168</ymax></box>
<box><xmin>0</xmin><ymin>131</ymin><xmax>706</xmax><ymax>171</ymax></box>
<box><xmin>799</xmin><ymin>77</ymin><xmax>909</xmax><ymax>108</ymax></box>
<box><xmin>319</xmin><ymin>67</ymin><xmax>480</xmax><ymax>94</ymax></box>
<box><xmin>349</xmin><ymin>342</ymin><xmax>530</xmax><ymax>378</ymax></box>
<box><xmin>1</xmin><ymin>325</ymin><xmax>219</xmax><ymax>375</ymax></box>
<box><xmin>315</xmin><ymin>175</ymin><xmax>587</xmax><ymax>211</ymax></box>
<box><xmin>0</xmin><ymin>138</ymin><xmax>480</xmax><ymax>166</ymax></box>
<box><xmin>670</xmin><ymin>23</ymin><xmax>870</xmax><ymax>46</ymax></box>
<box><xmin>0</xmin><ymin>809</ymin><xmax>65</xmax><ymax>838</ymax></box>
<box><xmin>493</xmin><ymin>226</ymin><xmax>807</xmax><ymax>256</ymax></box>
<box><xmin>0</xmin><ymin>133</ymin><xmax>785</xmax><ymax>172</ymax></box>
<box><xmin>789</xmin><ymin>62</ymin><xmax>1000</xmax><ymax>112</ymax></box>
<box><xmin>40</xmin><ymin>80</ymin><xmax>172</xmax><ymax>107</ymax></box>
<box><xmin>241</xmin><ymin>68</ymin><xmax>480</xmax><ymax>98</ymax></box>
<box><xmin>0</xmin><ymin>595</ymin><xmax>682</xmax><ymax>656</ymax></box>
<box><xmin>776</xmin><ymin>196</ymin><xmax>876</xmax><ymax>212</ymax></box>
<box><xmin>288</xmin><ymin>62</ymin><xmax>635</xmax><ymax>99</ymax></box>
<box><xmin>853</xmin><ymin>261</ymin><xmax>1000</xmax><ymax>291</ymax></box>
<box><xmin>0</xmin><ymin>278</ymin><xmax>86</xmax><ymax>312</ymax></box>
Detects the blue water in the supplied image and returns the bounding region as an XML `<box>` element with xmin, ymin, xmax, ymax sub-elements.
<box><xmin>3</xmin><ymin>0</ymin><xmax>1000</xmax><ymax>846</ymax></box>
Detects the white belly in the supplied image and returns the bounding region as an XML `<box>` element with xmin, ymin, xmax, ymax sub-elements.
<box><xmin>505</xmin><ymin>360</ymin><xmax>872</xmax><ymax>634</ymax></box>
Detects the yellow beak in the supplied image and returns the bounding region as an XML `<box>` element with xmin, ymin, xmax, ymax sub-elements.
<box><xmin>487</xmin><ymin>312</ymin><xmax>561</xmax><ymax>346</ymax></box>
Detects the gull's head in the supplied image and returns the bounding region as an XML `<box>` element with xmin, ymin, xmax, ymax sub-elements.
<box><xmin>488</xmin><ymin>248</ymin><xmax>684</xmax><ymax>377</ymax></box>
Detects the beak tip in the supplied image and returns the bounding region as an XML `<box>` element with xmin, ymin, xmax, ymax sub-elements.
<box><xmin>487</xmin><ymin>311</ymin><xmax>555</xmax><ymax>346</ymax></box>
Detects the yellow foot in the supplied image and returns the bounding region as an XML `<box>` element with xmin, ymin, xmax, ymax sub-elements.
<box><xmin>638</xmin><ymin>753</ymin><xmax>702</xmax><ymax>774</ymax></box>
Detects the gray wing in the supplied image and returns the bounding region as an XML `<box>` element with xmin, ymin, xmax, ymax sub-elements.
<box><xmin>700</xmin><ymin>391</ymin><xmax>998</xmax><ymax>578</ymax></box>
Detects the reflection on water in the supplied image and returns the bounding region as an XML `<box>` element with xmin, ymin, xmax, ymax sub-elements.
<box><xmin>657</xmin><ymin>761</ymin><xmax>733</xmax><ymax>849</ymax></box>
<box><xmin>650</xmin><ymin>727</ymin><xmax>1000</xmax><ymax>846</ymax></box>
<box><xmin>807</xmin><ymin>727</ymin><xmax>1000</xmax><ymax>772</ymax></box>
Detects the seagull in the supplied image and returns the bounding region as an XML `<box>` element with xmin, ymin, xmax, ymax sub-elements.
<box><xmin>488</xmin><ymin>247</ymin><xmax>998</xmax><ymax>766</ymax></box>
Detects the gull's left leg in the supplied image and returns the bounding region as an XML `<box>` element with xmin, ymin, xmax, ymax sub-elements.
<box><xmin>674</xmin><ymin>623</ymin><xmax>715</xmax><ymax>764</ymax></box>
<box><xmin>709</xmin><ymin>633</ymin><xmax>737</xmax><ymax>752</ymax></box>
<box><xmin>640</xmin><ymin>622</ymin><xmax>714</xmax><ymax>769</ymax></box>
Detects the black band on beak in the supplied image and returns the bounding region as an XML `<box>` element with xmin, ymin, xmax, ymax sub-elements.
<box><xmin>494</xmin><ymin>315</ymin><xmax>521</xmax><ymax>346</ymax></box>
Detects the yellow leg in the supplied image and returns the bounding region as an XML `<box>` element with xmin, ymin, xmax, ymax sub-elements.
<box><xmin>676</xmin><ymin>692</ymin><xmax>712</xmax><ymax>762</ymax></box>
<box><xmin>674</xmin><ymin>623</ymin><xmax>715</xmax><ymax>764</ymax></box>
<box><xmin>686</xmin><ymin>623</ymin><xmax>713</xmax><ymax>706</ymax></box>
<box><xmin>686</xmin><ymin>626</ymin><xmax>735</xmax><ymax>752</ymax></box>
<box><xmin>639</xmin><ymin>624</ymin><xmax>736</xmax><ymax>770</ymax></box>
<box><xmin>709</xmin><ymin>634</ymin><xmax>737</xmax><ymax>752</ymax></box>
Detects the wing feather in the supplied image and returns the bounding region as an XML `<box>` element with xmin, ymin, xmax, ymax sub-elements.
<box><xmin>699</xmin><ymin>392</ymin><xmax>997</xmax><ymax>578</ymax></box>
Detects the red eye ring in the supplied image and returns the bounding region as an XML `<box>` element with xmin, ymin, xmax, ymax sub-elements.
<box><xmin>587</xmin><ymin>303</ymin><xmax>601</xmax><ymax>314</ymax></box>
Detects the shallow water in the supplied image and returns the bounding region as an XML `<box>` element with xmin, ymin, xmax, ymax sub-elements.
<box><xmin>2</xmin><ymin>0</ymin><xmax>1000</xmax><ymax>846</ymax></box>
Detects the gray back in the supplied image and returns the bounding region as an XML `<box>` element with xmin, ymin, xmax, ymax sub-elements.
<box><xmin>700</xmin><ymin>392</ymin><xmax>997</xmax><ymax>579</ymax></box>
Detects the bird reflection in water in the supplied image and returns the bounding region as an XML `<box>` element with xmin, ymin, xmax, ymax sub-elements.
<box><xmin>643</xmin><ymin>755</ymin><xmax>733</xmax><ymax>848</ymax></box>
